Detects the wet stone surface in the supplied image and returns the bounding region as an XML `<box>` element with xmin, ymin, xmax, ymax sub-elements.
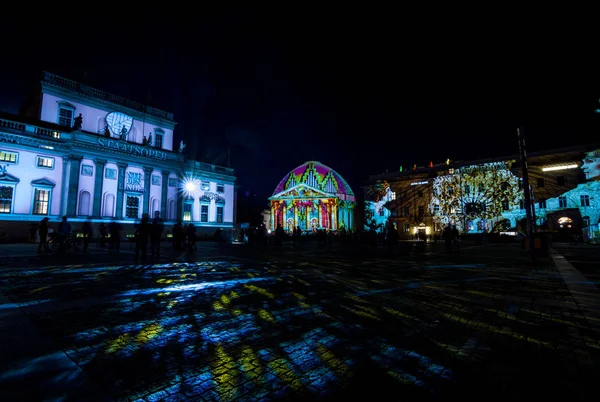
<box><xmin>0</xmin><ymin>246</ymin><xmax>599</xmax><ymax>401</ymax></box>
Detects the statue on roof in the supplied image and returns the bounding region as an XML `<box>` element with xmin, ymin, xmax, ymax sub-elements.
<box><xmin>179</xmin><ymin>141</ymin><xmax>186</xmax><ymax>153</ymax></box>
<box><xmin>0</xmin><ymin>164</ymin><xmax>7</xmax><ymax>177</ymax></box>
<box><xmin>72</xmin><ymin>113</ymin><xmax>83</xmax><ymax>130</ymax></box>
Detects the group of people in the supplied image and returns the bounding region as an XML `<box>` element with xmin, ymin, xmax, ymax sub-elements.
<box><xmin>442</xmin><ymin>224</ymin><xmax>461</xmax><ymax>253</ymax></box>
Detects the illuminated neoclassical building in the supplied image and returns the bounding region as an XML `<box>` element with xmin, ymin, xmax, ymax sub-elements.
<box><xmin>269</xmin><ymin>161</ymin><xmax>355</xmax><ymax>232</ymax></box>
<box><xmin>0</xmin><ymin>72</ymin><xmax>235</xmax><ymax>239</ymax></box>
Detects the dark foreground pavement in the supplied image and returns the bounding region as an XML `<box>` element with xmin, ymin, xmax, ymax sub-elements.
<box><xmin>1</xmin><ymin>242</ymin><xmax>599</xmax><ymax>401</ymax></box>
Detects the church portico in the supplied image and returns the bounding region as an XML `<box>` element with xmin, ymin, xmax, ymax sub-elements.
<box><xmin>269</xmin><ymin>161</ymin><xmax>355</xmax><ymax>232</ymax></box>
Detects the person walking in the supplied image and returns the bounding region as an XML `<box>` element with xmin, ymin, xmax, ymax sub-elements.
<box><xmin>81</xmin><ymin>217</ymin><xmax>93</xmax><ymax>252</ymax></box>
<box><xmin>37</xmin><ymin>217</ymin><xmax>50</xmax><ymax>252</ymax></box>
<box><xmin>150</xmin><ymin>211</ymin><xmax>164</xmax><ymax>258</ymax></box>
<box><xmin>135</xmin><ymin>213</ymin><xmax>151</xmax><ymax>262</ymax></box>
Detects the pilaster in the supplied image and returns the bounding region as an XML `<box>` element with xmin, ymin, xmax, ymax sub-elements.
<box><xmin>115</xmin><ymin>162</ymin><xmax>128</xmax><ymax>219</ymax></box>
<box><xmin>161</xmin><ymin>171</ymin><xmax>169</xmax><ymax>220</ymax></box>
<box><xmin>142</xmin><ymin>166</ymin><xmax>153</xmax><ymax>216</ymax></box>
<box><xmin>66</xmin><ymin>155</ymin><xmax>83</xmax><ymax>217</ymax></box>
<box><xmin>92</xmin><ymin>159</ymin><xmax>107</xmax><ymax>217</ymax></box>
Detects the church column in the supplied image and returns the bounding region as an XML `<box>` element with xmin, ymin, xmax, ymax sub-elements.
<box><xmin>283</xmin><ymin>202</ymin><xmax>288</xmax><ymax>230</ymax></box>
<box><xmin>115</xmin><ymin>162</ymin><xmax>128</xmax><ymax>219</ymax></box>
<box><xmin>161</xmin><ymin>171</ymin><xmax>169</xmax><ymax>220</ymax></box>
<box><xmin>318</xmin><ymin>203</ymin><xmax>322</xmax><ymax>228</ymax></box>
<box><xmin>142</xmin><ymin>166</ymin><xmax>153</xmax><ymax>216</ymax></box>
<box><xmin>332</xmin><ymin>202</ymin><xmax>338</xmax><ymax>230</ymax></box>
<box><xmin>66</xmin><ymin>154</ymin><xmax>83</xmax><ymax>217</ymax></box>
<box><xmin>270</xmin><ymin>202</ymin><xmax>275</xmax><ymax>230</ymax></box>
<box><xmin>294</xmin><ymin>205</ymin><xmax>298</xmax><ymax>229</ymax></box>
<box><xmin>92</xmin><ymin>159</ymin><xmax>106</xmax><ymax>217</ymax></box>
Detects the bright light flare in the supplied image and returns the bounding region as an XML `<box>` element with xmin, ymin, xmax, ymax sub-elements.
<box><xmin>181</xmin><ymin>178</ymin><xmax>200</xmax><ymax>197</ymax></box>
<box><xmin>542</xmin><ymin>164</ymin><xmax>578</xmax><ymax>172</ymax></box>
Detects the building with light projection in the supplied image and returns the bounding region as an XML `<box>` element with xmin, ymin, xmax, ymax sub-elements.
<box><xmin>0</xmin><ymin>72</ymin><xmax>235</xmax><ymax>239</ymax></box>
<box><xmin>364</xmin><ymin>144</ymin><xmax>600</xmax><ymax>241</ymax></box>
<box><xmin>268</xmin><ymin>161</ymin><xmax>355</xmax><ymax>232</ymax></box>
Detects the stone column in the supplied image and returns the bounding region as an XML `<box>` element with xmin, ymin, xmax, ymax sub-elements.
<box><xmin>270</xmin><ymin>203</ymin><xmax>275</xmax><ymax>230</ymax></box>
<box><xmin>92</xmin><ymin>159</ymin><xmax>106</xmax><ymax>217</ymax></box>
<box><xmin>60</xmin><ymin>156</ymin><xmax>70</xmax><ymax>217</ymax></box>
<box><xmin>66</xmin><ymin>155</ymin><xmax>83</xmax><ymax>217</ymax></box>
<box><xmin>115</xmin><ymin>162</ymin><xmax>128</xmax><ymax>219</ymax></box>
<box><xmin>142</xmin><ymin>166</ymin><xmax>153</xmax><ymax>216</ymax></box>
<box><xmin>161</xmin><ymin>171</ymin><xmax>169</xmax><ymax>220</ymax></box>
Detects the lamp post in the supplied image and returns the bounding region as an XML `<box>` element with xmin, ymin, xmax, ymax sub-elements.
<box><xmin>517</xmin><ymin>126</ymin><xmax>536</xmax><ymax>264</ymax></box>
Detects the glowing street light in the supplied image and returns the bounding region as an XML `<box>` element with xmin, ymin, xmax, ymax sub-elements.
<box><xmin>182</xmin><ymin>179</ymin><xmax>200</xmax><ymax>197</ymax></box>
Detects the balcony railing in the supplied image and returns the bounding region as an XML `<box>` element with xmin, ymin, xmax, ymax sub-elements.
<box><xmin>188</xmin><ymin>160</ymin><xmax>235</xmax><ymax>176</ymax></box>
<box><xmin>0</xmin><ymin>117</ymin><xmax>62</xmax><ymax>139</ymax></box>
<box><xmin>43</xmin><ymin>72</ymin><xmax>175</xmax><ymax>121</ymax></box>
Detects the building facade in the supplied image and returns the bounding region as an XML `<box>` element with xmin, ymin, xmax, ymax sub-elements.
<box><xmin>269</xmin><ymin>161</ymin><xmax>355</xmax><ymax>232</ymax></box>
<box><xmin>364</xmin><ymin>144</ymin><xmax>600</xmax><ymax>241</ymax></box>
<box><xmin>0</xmin><ymin>72</ymin><xmax>235</xmax><ymax>239</ymax></box>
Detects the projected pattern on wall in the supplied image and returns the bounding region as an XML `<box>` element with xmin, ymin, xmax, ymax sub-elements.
<box><xmin>429</xmin><ymin>162</ymin><xmax>523</xmax><ymax>231</ymax></box>
<box><xmin>270</xmin><ymin>161</ymin><xmax>355</xmax><ymax>232</ymax></box>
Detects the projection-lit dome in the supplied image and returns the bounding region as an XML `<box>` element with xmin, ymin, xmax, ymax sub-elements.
<box><xmin>272</xmin><ymin>161</ymin><xmax>355</xmax><ymax>200</ymax></box>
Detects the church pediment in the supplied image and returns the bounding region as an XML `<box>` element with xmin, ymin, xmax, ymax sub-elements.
<box><xmin>270</xmin><ymin>183</ymin><xmax>333</xmax><ymax>199</ymax></box>
<box><xmin>0</xmin><ymin>172</ymin><xmax>20</xmax><ymax>183</ymax></box>
<box><xmin>30</xmin><ymin>178</ymin><xmax>56</xmax><ymax>188</ymax></box>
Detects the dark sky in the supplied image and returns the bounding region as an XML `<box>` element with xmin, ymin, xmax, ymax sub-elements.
<box><xmin>1</xmin><ymin>8</ymin><xmax>599</xmax><ymax>202</ymax></box>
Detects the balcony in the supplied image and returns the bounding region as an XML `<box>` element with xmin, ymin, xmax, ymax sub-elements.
<box><xmin>43</xmin><ymin>72</ymin><xmax>175</xmax><ymax>122</ymax></box>
<box><xmin>187</xmin><ymin>160</ymin><xmax>235</xmax><ymax>177</ymax></box>
<box><xmin>0</xmin><ymin>116</ymin><xmax>62</xmax><ymax>140</ymax></box>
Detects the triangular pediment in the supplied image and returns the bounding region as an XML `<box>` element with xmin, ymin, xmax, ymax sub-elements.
<box><xmin>30</xmin><ymin>178</ymin><xmax>56</xmax><ymax>188</ymax></box>
<box><xmin>270</xmin><ymin>183</ymin><xmax>333</xmax><ymax>199</ymax></box>
<box><xmin>0</xmin><ymin>173</ymin><xmax>20</xmax><ymax>183</ymax></box>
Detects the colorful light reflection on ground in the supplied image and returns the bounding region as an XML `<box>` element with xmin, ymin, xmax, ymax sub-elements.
<box><xmin>0</xmin><ymin>248</ymin><xmax>599</xmax><ymax>400</ymax></box>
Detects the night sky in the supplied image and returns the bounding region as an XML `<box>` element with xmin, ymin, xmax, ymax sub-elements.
<box><xmin>1</xmin><ymin>8</ymin><xmax>598</xmax><ymax>205</ymax></box>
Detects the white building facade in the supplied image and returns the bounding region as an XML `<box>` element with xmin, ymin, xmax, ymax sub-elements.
<box><xmin>0</xmin><ymin>72</ymin><xmax>235</xmax><ymax>239</ymax></box>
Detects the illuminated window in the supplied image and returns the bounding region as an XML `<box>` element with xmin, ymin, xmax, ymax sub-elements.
<box><xmin>33</xmin><ymin>188</ymin><xmax>50</xmax><ymax>215</ymax></box>
<box><xmin>183</xmin><ymin>202</ymin><xmax>192</xmax><ymax>222</ymax></box>
<box><xmin>537</xmin><ymin>178</ymin><xmax>545</xmax><ymax>188</ymax></box>
<box><xmin>201</xmin><ymin>181</ymin><xmax>210</xmax><ymax>191</ymax></box>
<box><xmin>0</xmin><ymin>150</ymin><xmax>18</xmax><ymax>164</ymax></box>
<box><xmin>389</xmin><ymin>191</ymin><xmax>396</xmax><ymax>200</ymax></box>
<box><xmin>200</xmin><ymin>204</ymin><xmax>209</xmax><ymax>222</ymax></box>
<box><xmin>404</xmin><ymin>224</ymin><xmax>410</xmax><ymax>232</ymax></box>
<box><xmin>559</xmin><ymin>196</ymin><xmax>567</xmax><ymax>208</ymax></box>
<box><xmin>449</xmin><ymin>168</ymin><xmax>455</xmax><ymax>174</ymax></box>
<box><xmin>36</xmin><ymin>156</ymin><xmax>54</xmax><ymax>169</ymax></box>
<box><xmin>216</xmin><ymin>184</ymin><xmax>224</xmax><ymax>193</ymax></box>
<box><xmin>538</xmin><ymin>198</ymin><xmax>547</xmax><ymax>209</ymax></box>
<box><xmin>580</xmin><ymin>195</ymin><xmax>590</xmax><ymax>207</ymax></box>
<box><xmin>557</xmin><ymin>176</ymin><xmax>566</xmax><ymax>186</ymax></box>
<box><xmin>57</xmin><ymin>103</ymin><xmax>75</xmax><ymax>127</ymax></box>
<box><xmin>216</xmin><ymin>206</ymin><xmax>224</xmax><ymax>223</ymax></box>
<box><xmin>125</xmin><ymin>195</ymin><xmax>140</xmax><ymax>219</ymax></box>
<box><xmin>154</xmin><ymin>129</ymin><xmax>164</xmax><ymax>149</ymax></box>
<box><xmin>0</xmin><ymin>185</ymin><xmax>14</xmax><ymax>213</ymax></box>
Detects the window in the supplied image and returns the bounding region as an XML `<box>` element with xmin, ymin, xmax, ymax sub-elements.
<box><xmin>0</xmin><ymin>150</ymin><xmax>18</xmax><ymax>164</ymax></box>
<box><xmin>389</xmin><ymin>191</ymin><xmax>396</xmax><ymax>200</ymax></box>
<box><xmin>390</xmin><ymin>207</ymin><xmax>397</xmax><ymax>216</ymax></box>
<box><xmin>183</xmin><ymin>202</ymin><xmax>192</xmax><ymax>222</ymax></box>
<box><xmin>154</xmin><ymin>129</ymin><xmax>164</xmax><ymax>149</ymax></box>
<box><xmin>58</xmin><ymin>104</ymin><xmax>75</xmax><ymax>127</ymax></box>
<box><xmin>404</xmin><ymin>223</ymin><xmax>410</xmax><ymax>232</ymax></box>
<box><xmin>0</xmin><ymin>185</ymin><xmax>14</xmax><ymax>213</ymax></box>
<box><xmin>168</xmin><ymin>178</ymin><xmax>178</xmax><ymax>187</ymax></box>
<box><xmin>378</xmin><ymin>208</ymin><xmax>384</xmax><ymax>216</ymax></box>
<box><xmin>433</xmin><ymin>205</ymin><xmax>440</xmax><ymax>214</ymax></box>
<box><xmin>581</xmin><ymin>195</ymin><xmax>590</xmax><ymax>207</ymax></box>
<box><xmin>418</xmin><ymin>206</ymin><xmax>424</xmax><ymax>216</ymax></box>
<box><xmin>126</xmin><ymin>195</ymin><xmax>140</xmax><ymax>219</ymax></box>
<box><xmin>583</xmin><ymin>216</ymin><xmax>591</xmax><ymax>227</ymax></box>
<box><xmin>403</xmin><ymin>206</ymin><xmax>409</xmax><ymax>216</ymax></box>
<box><xmin>559</xmin><ymin>196</ymin><xmax>567</xmax><ymax>208</ymax></box>
<box><xmin>36</xmin><ymin>156</ymin><xmax>54</xmax><ymax>169</ymax></box>
<box><xmin>216</xmin><ymin>206</ymin><xmax>224</xmax><ymax>223</ymax></box>
<box><xmin>168</xmin><ymin>199</ymin><xmax>176</xmax><ymax>220</ymax></box>
<box><xmin>216</xmin><ymin>184</ymin><xmax>224</xmax><ymax>193</ymax></box>
<box><xmin>201</xmin><ymin>181</ymin><xmax>210</xmax><ymax>191</ymax></box>
<box><xmin>151</xmin><ymin>175</ymin><xmax>161</xmax><ymax>186</ymax></box>
<box><xmin>538</xmin><ymin>198</ymin><xmax>547</xmax><ymax>209</ymax></box>
<box><xmin>200</xmin><ymin>204</ymin><xmax>209</xmax><ymax>222</ymax></box>
<box><xmin>557</xmin><ymin>176</ymin><xmax>566</xmax><ymax>186</ymax></box>
<box><xmin>417</xmin><ymin>191</ymin><xmax>422</xmax><ymax>198</ymax></box>
<box><xmin>33</xmin><ymin>188</ymin><xmax>50</xmax><ymax>215</ymax></box>
<box><xmin>103</xmin><ymin>193</ymin><xmax>115</xmax><ymax>217</ymax></box>
<box><xmin>502</xmin><ymin>200</ymin><xmax>509</xmax><ymax>211</ymax></box>
<box><xmin>537</xmin><ymin>178</ymin><xmax>545</xmax><ymax>188</ymax></box>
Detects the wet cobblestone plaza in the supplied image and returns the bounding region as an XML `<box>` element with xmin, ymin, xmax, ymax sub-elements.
<box><xmin>1</xmin><ymin>243</ymin><xmax>599</xmax><ymax>401</ymax></box>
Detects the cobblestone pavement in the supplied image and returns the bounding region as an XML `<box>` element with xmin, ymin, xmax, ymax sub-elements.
<box><xmin>1</xmin><ymin>243</ymin><xmax>599</xmax><ymax>401</ymax></box>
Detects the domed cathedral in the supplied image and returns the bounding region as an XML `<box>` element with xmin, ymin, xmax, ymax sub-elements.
<box><xmin>269</xmin><ymin>161</ymin><xmax>356</xmax><ymax>232</ymax></box>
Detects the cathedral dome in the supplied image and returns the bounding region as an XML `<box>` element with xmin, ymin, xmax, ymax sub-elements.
<box><xmin>272</xmin><ymin>161</ymin><xmax>355</xmax><ymax>201</ymax></box>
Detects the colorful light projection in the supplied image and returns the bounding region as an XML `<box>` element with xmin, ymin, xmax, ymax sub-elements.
<box><xmin>269</xmin><ymin>161</ymin><xmax>355</xmax><ymax>232</ymax></box>
<box><xmin>364</xmin><ymin>180</ymin><xmax>394</xmax><ymax>231</ymax></box>
<box><xmin>429</xmin><ymin>162</ymin><xmax>523</xmax><ymax>230</ymax></box>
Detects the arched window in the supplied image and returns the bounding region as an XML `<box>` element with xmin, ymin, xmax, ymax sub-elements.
<box><xmin>78</xmin><ymin>190</ymin><xmax>91</xmax><ymax>216</ymax></box>
<box><xmin>103</xmin><ymin>193</ymin><xmax>115</xmax><ymax>217</ymax></box>
<box><xmin>151</xmin><ymin>198</ymin><xmax>159</xmax><ymax>217</ymax></box>
<box><xmin>168</xmin><ymin>199</ymin><xmax>176</xmax><ymax>220</ymax></box>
